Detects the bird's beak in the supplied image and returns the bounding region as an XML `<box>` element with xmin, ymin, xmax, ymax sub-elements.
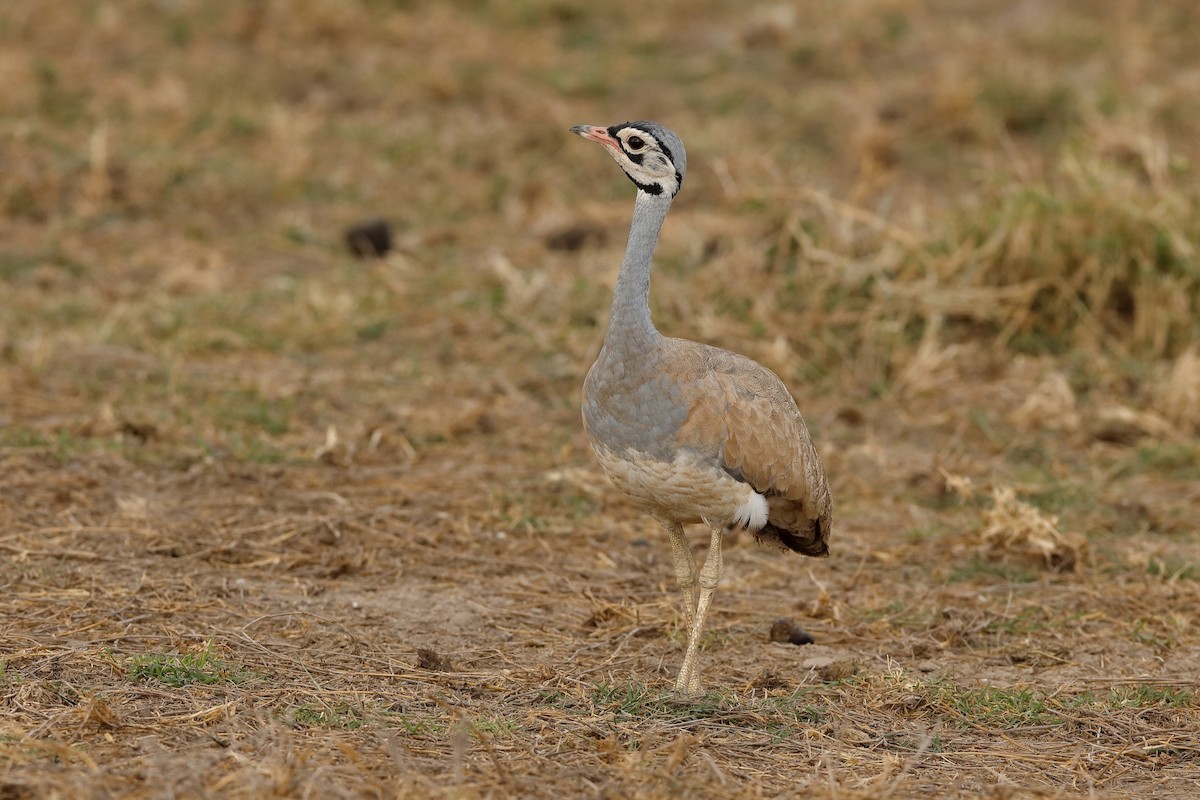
<box><xmin>570</xmin><ymin>124</ymin><xmax>620</xmax><ymax>150</ymax></box>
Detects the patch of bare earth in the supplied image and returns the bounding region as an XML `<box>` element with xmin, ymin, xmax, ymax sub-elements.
<box><xmin>3</xmin><ymin>363</ymin><xmax>1199</xmax><ymax>797</ymax></box>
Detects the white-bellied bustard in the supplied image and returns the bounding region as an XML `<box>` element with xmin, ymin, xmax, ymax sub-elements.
<box><xmin>570</xmin><ymin>120</ymin><xmax>833</xmax><ymax>695</ymax></box>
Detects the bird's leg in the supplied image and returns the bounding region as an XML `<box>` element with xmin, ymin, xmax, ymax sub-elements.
<box><xmin>664</xmin><ymin>522</ymin><xmax>698</xmax><ymax>632</ymax></box>
<box><xmin>674</xmin><ymin>526</ymin><xmax>724</xmax><ymax>695</ymax></box>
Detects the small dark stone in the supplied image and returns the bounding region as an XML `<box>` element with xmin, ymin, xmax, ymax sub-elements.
<box><xmin>120</xmin><ymin>420</ymin><xmax>158</xmax><ymax>442</ymax></box>
<box><xmin>345</xmin><ymin>218</ymin><xmax>392</xmax><ymax>258</ymax></box>
<box><xmin>768</xmin><ymin>618</ymin><xmax>814</xmax><ymax>646</ymax></box>
<box><xmin>836</xmin><ymin>406</ymin><xmax>865</xmax><ymax>426</ymax></box>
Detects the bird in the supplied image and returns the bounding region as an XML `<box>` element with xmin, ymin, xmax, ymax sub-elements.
<box><xmin>569</xmin><ymin>120</ymin><xmax>833</xmax><ymax>695</ymax></box>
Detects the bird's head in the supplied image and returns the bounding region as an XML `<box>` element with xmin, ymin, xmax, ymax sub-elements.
<box><xmin>570</xmin><ymin>120</ymin><xmax>686</xmax><ymax>199</ymax></box>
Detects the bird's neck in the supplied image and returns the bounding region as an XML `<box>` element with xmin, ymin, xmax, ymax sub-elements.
<box><xmin>605</xmin><ymin>190</ymin><xmax>672</xmax><ymax>349</ymax></box>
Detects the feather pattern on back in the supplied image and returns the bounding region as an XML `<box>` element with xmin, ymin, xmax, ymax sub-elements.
<box><xmin>667</xmin><ymin>340</ymin><xmax>832</xmax><ymax>555</ymax></box>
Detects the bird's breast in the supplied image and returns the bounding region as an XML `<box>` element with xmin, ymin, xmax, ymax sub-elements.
<box><xmin>582</xmin><ymin>352</ymin><xmax>688</xmax><ymax>459</ymax></box>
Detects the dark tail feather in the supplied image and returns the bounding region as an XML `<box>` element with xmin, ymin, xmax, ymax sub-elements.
<box><xmin>757</xmin><ymin>518</ymin><xmax>829</xmax><ymax>557</ymax></box>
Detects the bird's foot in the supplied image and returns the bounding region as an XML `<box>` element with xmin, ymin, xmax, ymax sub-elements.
<box><xmin>673</xmin><ymin>672</ymin><xmax>702</xmax><ymax>696</ymax></box>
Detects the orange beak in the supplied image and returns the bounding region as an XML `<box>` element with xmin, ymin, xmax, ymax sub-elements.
<box><xmin>570</xmin><ymin>124</ymin><xmax>620</xmax><ymax>151</ymax></box>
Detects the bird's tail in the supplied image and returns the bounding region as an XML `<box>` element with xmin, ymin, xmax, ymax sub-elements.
<box><xmin>754</xmin><ymin>518</ymin><xmax>830</xmax><ymax>557</ymax></box>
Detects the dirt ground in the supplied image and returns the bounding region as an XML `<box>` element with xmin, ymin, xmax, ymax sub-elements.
<box><xmin>3</xmin><ymin>1</ymin><xmax>1200</xmax><ymax>798</ymax></box>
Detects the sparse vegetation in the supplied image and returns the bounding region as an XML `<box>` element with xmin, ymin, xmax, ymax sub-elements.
<box><xmin>931</xmin><ymin>680</ymin><xmax>1063</xmax><ymax>728</ymax></box>
<box><xmin>125</xmin><ymin>642</ymin><xmax>257</xmax><ymax>687</ymax></box>
<box><xmin>907</xmin><ymin>676</ymin><xmax>1197</xmax><ymax>730</ymax></box>
<box><xmin>2</xmin><ymin>1</ymin><xmax>1199</xmax><ymax>798</ymax></box>
<box><xmin>288</xmin><ymin>701</ymin><xmax>367</xmax><ymax>730</ymax></box>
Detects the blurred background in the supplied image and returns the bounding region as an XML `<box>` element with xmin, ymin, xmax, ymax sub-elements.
<box><xmin>3</xmin><ymin>1</ymin><xmax>1198</xmax><ymax>459</ymax></box>
<box><xmin>2</xmin><ymin>1</ymin><xmax>1200</xmax><ymax>797</ymax></box>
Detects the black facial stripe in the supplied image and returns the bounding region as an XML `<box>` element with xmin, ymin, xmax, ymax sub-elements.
<box><xmin>628</xmin><ymin>175</ymin><xmax>664</xmax><ymax>195</ymax></box>
<box><xmin>657</xmin><ymin>140</ymin><xmax>674</xmax><ymax>166</ymax></box>
<box><xmin>609</xmin><ymin>123</ymin><xmax>669</xmax><ymax>164</ymax></box>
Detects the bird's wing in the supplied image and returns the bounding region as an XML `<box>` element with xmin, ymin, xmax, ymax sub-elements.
<box><xmin>671</xmin><ymin>341</ymin><xmax>833</xmax><ymax>545</ymax></box>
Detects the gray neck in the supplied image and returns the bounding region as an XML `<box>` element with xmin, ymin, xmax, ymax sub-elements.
<box><xmin>605</xmin><ymin>190</ymin><xmax>672</xmax><ymax>347</ymax></box>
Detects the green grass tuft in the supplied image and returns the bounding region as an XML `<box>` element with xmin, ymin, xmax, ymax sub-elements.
<box><xmin>1135</xmin><ymin>444</ymin><xmax>1200</xmax><ymax>479</ymax></box>
<box><xmin>590</xmin><ymin>682</ymin><xmax>828</xmax><ymax>731</ymax></box>
<box><xmin>592</xmin><ymin>682</ymin><xmax>724</xmax><ymax>722</ymax></box>
<box><xmin>916</xmin><ymin>677</ymin><xmax>1062</xmax><ymax>728</ymax></box>
<box><xmin>1105</xmin><ymin>684</ymin><xmax>1194</xmax><ymax>709</ymax></box>
<box><xmin>290</xmin><ymin>702</ymin><xmax>365</xmax><ymax>730</ymax></box>
<box><xmin>916</xmin><ymin>677</ymin><xmax>1196</xmax><ymax>731</ymax></box>
<box><xmin>125</xmin><ymin>641</ymin><xmax>256</xmax><ymax>688</ymax></box>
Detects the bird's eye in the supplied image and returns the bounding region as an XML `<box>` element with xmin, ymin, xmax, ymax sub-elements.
<box><xmin>626</xmin><ymin>135</ymin><xmax>645</xmax><ymax>150</ymax></box>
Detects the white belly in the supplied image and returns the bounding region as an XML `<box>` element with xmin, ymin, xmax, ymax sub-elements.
<box><xmin>591</xmin><ymin>445</ymin><xmax>768</xmax><ymax>530</ymax></box>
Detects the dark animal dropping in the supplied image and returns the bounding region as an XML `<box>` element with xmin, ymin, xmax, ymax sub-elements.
<box><xmin>345</xmin><ymin>218</ymin><xmax>392</xmax><ymax>258</ymax></box>
<box><xmin>769</xmin><ymin>618</ymin><xmax>814</xmax><ymax>646</ymax></box>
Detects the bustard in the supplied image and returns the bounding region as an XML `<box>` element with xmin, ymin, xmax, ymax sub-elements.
<box><xmin>570</xmin><ymin>120</ymin><xmax>833</xmax><ymax>695</ymax></box>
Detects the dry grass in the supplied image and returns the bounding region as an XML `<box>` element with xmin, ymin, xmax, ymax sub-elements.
<box><xmin>3</xmin><ymin>1</ymin><xmax>1200</xmax><ymax>798</ymax></box>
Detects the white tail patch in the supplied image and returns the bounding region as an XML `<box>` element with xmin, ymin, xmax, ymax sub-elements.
<box><xmin>731</xmin><ymin>491</ymin><xmax>769</xmax><ymax>530</ymax></box>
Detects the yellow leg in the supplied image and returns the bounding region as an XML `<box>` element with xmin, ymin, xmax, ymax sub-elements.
<box><xmin>674</xmin><ymin>527</ymin><xmax>724</xmax><ymax>695</ymax></box>
<box><xmin>665</xmin><ymin>522</ymin><xmax>698</xmax><ymax>632</ymax></box>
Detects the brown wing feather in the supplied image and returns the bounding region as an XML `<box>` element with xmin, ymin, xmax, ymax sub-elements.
<box><xmin>670</xmin><ymin>340</ymin><xmax>832</xmax><ymax>556</ymax></box>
